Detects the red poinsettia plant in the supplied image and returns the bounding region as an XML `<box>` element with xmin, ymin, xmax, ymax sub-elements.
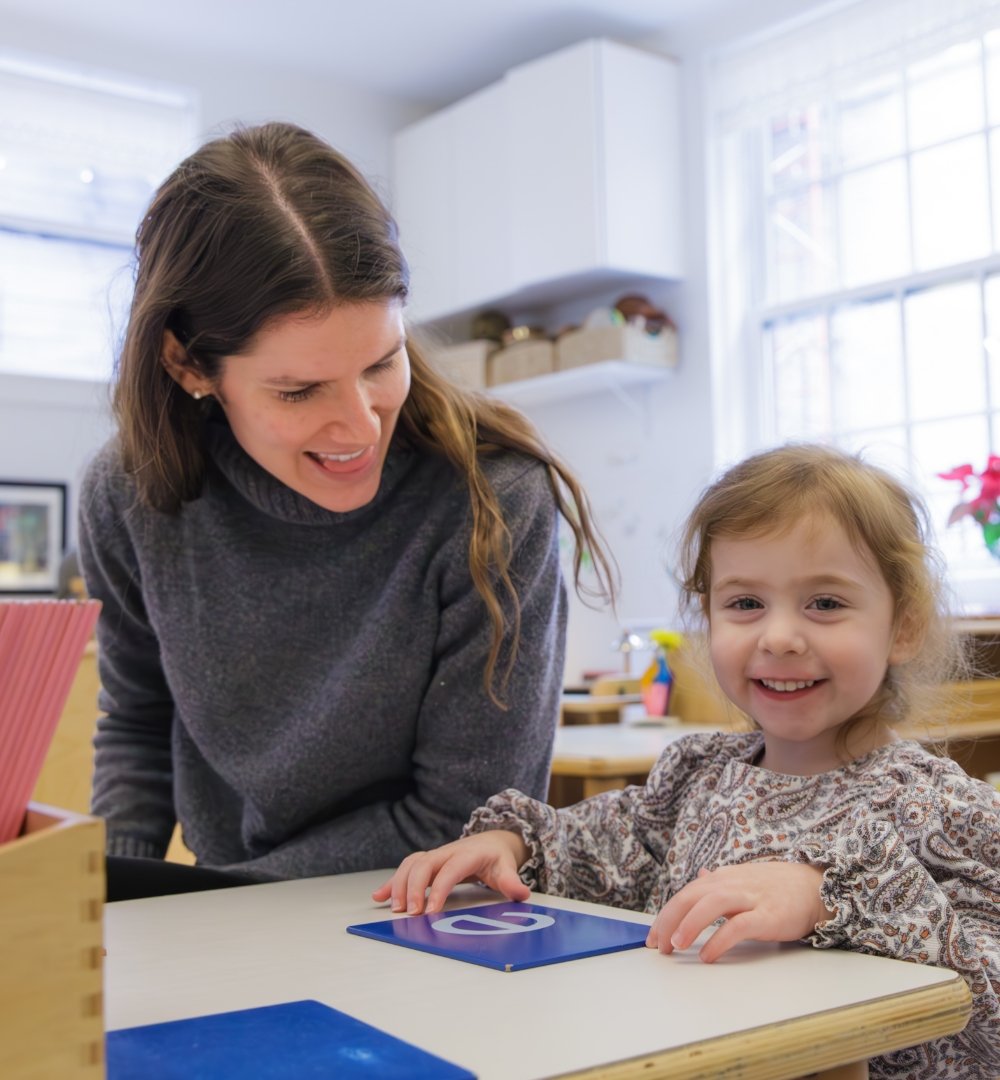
<box><xmin>938</xmin><ymin>455</ymin><xmax>1000</xmax><ymax>556</ymax></box>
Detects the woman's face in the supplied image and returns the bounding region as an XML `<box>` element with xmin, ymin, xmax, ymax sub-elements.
<box><xmin>208</xmin><ymin>301</ymin><xmax>410</xmax><ymax>513</ymax></box>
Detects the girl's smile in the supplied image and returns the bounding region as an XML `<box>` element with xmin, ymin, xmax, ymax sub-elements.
<box><xmin>754</xmin><ymin>677</ymin><xmax>823</xmax><ymax>697</ymax></box>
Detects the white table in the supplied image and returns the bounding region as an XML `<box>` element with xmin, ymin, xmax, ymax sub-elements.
<box><xmin>103</xmin><ymin>869</ymin><xmax>971</xmax><ymax>1080</ymax></box>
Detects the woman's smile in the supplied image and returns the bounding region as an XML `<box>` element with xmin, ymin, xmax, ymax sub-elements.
<box><xmin>306</xmin><ymin>446</ymin><xmax>377</xmax><ymax>475</ymax></box>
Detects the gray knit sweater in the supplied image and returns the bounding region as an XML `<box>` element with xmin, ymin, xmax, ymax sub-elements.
<box><xmin>78</xmin><ymin>417</ymin><xmax>567</xmax><ymax>880</ymax></box>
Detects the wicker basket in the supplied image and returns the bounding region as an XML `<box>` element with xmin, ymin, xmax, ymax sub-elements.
<box><xmin>555</xmin><ymin>324</ymin><xmax>678</xmax><ymax>372</ymax></box>
<box><xmin>487</xmin><ymin>340</ymin><xmax>555</xmax><ymax>386</ymax></box>
<box><xmin>428</xmin><ymin>340</ymin><xmax>495</xmax><ymax>391</ymax></box>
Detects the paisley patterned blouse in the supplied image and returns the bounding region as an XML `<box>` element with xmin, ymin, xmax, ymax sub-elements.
<box><xmin>464</xmin><ymin>732</ymin><xmax>1000</xmax><ymax>1080</ymax></box>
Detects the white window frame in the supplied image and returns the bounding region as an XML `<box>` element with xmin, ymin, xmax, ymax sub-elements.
<box><xmin>0</xmin><ymin>51</ymin><xmax>199</xmax><ymax>382</ymax></box>
<box><xmin>706</xmin><ymin>0</ymin><xmax>1000</xmax><ymax>616</ymax></box>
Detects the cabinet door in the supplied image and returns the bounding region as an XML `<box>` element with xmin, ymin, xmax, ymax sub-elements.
<box><xmin>393</xmin><ymin>38</ymin><xmax>683</xmax><ymax>324</ymax></box>
<box><xmin>393</xmin><ymin>107</ymin><xmax>456</xmax><ymax>322</ymax></box>
<box><xmin>395</xmin><ymin>85</ymin><xmax>510</xmax><ymax>321</ymax></box>
<box><xmin>451</xmin><ymin>82</ymin><xmax>510</xmax><ymax>313</ymax></box>
<box><xmin>505</xmin><ymin>39</ymin><xmax>603</xmax><ymax>288</ymax></box>
<box><xmin>599</xmin><ymin>41</ymin><xmax>683</xmax><ymax>279</ymax></box>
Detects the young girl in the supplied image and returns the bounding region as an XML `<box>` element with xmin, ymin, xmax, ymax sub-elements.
<box><xmin>376</xmin><ymin>443</ymin><xmax>1000</xmax><ymax>1080</ymax></box>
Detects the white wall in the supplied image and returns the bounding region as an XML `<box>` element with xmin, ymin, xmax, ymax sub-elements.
<box><xmin>493</xmin><ymin>1</ymin><xmax>824</xmax><ymax>681</ymax></box>
<box><xmin>0</xmin><ymin>11</ymin><xmax>427</xmax><ymax>547</ymax></box>
<box><xmin>0</xmin><ymin>374</ymin><xmax>114</xmax><ymax>511</ymax></box>
<box><xmin>0</xmin><ymin>0</ymin><xmax>825</xmax><ymax>634</ymax></box>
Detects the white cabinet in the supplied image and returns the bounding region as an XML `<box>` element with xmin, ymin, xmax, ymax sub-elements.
<box><xmin>506</xmin><ymin>39</ymin><xmax>681</xmax><ymax>291</ymax></box>
<box><xmin>394</xmin><ymin>82</ymin><xmax>509</xmax><ymax>321</ymax></box>
<box><xmin>451</xmin><ymin>86</ymin><xmax>510</xmax><ymax>311</ymax></box>
<box><xmin>393</xmin><ymin>106</ymin><xmax>454</xmax><ymax>321</ymax></box>
<box><xmin>393</xmin><ymin>39</ymin><xmax>682</xmax><ymax>325</ymax></box>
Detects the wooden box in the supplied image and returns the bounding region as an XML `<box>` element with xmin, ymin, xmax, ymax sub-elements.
<box><xmin>487</xmin><ymin>340</ymin><xmax>554</xmax><ymax>386</ymax></box>
<box><xmin>428</xmin><ymin>339</ymin><xmax>495</xmax><ymax>391</ymax></box>
<box><xmin>0</xmin><ymin>804</ymin><xmax>105</xmax><ymax>1079</ymax></box>
<box><xmin>555</xmin><ymin>324</ymin><xmax>679</xmax><ymax>372</ymax></box>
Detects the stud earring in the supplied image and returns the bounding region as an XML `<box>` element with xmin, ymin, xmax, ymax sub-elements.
<box><xmin>192</xmin><ymin>389</ymin><xmax>205</xmax><ymax>400</ymax></box>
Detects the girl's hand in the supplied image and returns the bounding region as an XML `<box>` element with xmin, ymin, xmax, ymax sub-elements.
<box><xmin>647</xmin><ymin>862</ymin><xmax>834</xmax><ymax>963</ymax></box>
<box><xmin>371</xmin><ymin>831</ymin><xmax>531</xmax><ymax>915</ymax></box>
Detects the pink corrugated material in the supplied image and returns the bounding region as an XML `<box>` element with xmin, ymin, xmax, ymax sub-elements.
<box><xmin>0</xmin><ymin>600</ymin><xmax>100</xmax><ymax>844</ymax></box>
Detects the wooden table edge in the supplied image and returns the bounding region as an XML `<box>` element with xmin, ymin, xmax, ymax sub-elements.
<box><xmin>561</xmin><ymin>695</ymin><xmax>644</xmax><ymax>711</ymax></box>
<box><xmin>550</xmin><ymin>754</ymin><xmax>667</xmax><ymax>777</ymax></box>
<box><xmin>553</xmin><ymin>971</ymin><xmax>972</xmax><ymax>1080</ymax></box>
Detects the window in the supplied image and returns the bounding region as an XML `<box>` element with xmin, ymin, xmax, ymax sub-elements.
<box><xmin>709</xmin><ymin>0</ymin><xmax>1000</xmax><ymax>615</ymax></box>
<box><xmin>0</xmin><ymin>54</ymin><xmax>198</xmax><ymax>381</ymax></box>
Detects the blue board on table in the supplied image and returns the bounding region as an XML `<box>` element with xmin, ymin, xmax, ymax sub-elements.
<box><xmin>347</xmin><ymin>900</ymin><xmax>650</xmax><ymax>972</ymax></box>
<box><xmin>105</xmin><ymin>998</ymin><xmax>476</xmax><ymax>1079</ymax></box>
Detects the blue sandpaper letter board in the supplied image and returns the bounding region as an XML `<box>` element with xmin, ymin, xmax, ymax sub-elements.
<box><xmin>106</xmin><ymin>999</ymin><xmax>476</xmax><ymax>1079</ymax></box>
<box><xmin>347</xmin><ymin>900</ymin><xmax>650</xmax><ymax>972</ymax></box>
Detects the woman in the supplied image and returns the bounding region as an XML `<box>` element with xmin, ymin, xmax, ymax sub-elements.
<box><xmin>79</xmin><ymin>121</ymin><xmax>614</xmax><ymax>895</ymax></box>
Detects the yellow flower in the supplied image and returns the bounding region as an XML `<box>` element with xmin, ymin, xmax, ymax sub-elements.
<box><xmin>649</xmin><ymin>629</ymin><xmax>684</xmax><ymax>650</ymax></box>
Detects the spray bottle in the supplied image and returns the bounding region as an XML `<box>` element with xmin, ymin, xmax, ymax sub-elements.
<box><xmin>640</xmin><ymin>629</ymin><xmax>684</xmax><ymax>717</ymax></box>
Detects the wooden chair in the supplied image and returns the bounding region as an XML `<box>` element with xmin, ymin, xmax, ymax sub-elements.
<box><xmin>32</xmin><ymin>643</ymin><xmax>196</xmax><ymax>865</ymax></box>
<box><xmin>588</xmin><ymin>674</ymin><xmax>641</xmax><ymax>697</ymax></box>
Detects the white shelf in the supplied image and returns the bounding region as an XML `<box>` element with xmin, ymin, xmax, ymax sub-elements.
<box><xmin>488</xmin><ymin>360</ymin><xmax>670</xmax><ymax>408</ymax></box>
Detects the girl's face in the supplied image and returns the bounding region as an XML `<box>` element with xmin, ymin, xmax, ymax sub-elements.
<box><xmin>207</xmin><ymin>301</ymin><xmax>410</xmax><ymax>513</ymax></box>
<box><xmin>707</xmin><ymin>516</ymin><xmax>912</xmax><ymax>775</ymax></box>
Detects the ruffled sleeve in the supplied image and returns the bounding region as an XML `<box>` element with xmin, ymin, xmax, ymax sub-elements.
<box><xmin>793</xmin><ymin>762</ymin><xmax>1000</xmax><ymax>1078</ymax></box>
<box><xmin>464</xmin><ymin>732</ymin><xmax>748</xmax><ymax>912</ymax></box>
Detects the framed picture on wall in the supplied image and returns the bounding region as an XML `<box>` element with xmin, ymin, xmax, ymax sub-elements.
<box><xmin>0</xmin><ymin>481</ymin><xmax>67</xmax><ymax>595</ymax></box>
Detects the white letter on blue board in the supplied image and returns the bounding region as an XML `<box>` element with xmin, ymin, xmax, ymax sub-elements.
<box><xmin>430</xmin><ymin>912</ymin><xmax>555</xmax><ymax>936</ymax></box>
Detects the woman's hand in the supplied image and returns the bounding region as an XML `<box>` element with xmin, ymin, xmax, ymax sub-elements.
<box><xmin>647</xmin><ymin>862</ymin><xmax>834</xmax><ymax>963</ymax></box>
<box><xmin>372</xmin><ymin>830</ymin><xmax>531</xmax><ymax>915</ymax></box>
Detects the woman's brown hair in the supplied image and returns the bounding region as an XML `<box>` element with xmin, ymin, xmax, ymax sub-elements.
<box><xmin>114</xmin><ymin>121</ymin><xmax>615</xmax><ymax>700</ymax></box>
<box><xmin>677</xmin><ymin>443</ymin><xmax>966</xmax><ymax>741</ymax></box>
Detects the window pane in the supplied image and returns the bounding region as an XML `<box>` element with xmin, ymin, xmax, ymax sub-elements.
<box><xmin>835</xmin><ymin>428</ymin><xmax>909</xmax><ymax>476</ymax></box>
<box><xmin>836</xmin><ymin>74</ymin><xmax>904</xmax><ymax>170</ymax></box>
<box><xmin>0</xmin><ymin>58</ymin><xmax>196</xmax><ymax>381</ymax></box>
<box><xmin>767</xmin><ymin>104</ymin><xmax>829</xmax><ymax>194</ymax></box>
<box><xmin>838</xmin><ymin>161</ymin><xmax>910</xmax><ymax>287</ymax></box>
<box><xmin>767</xmin><ymin>184</ymin><xmax>836</xmax><ymax>302</ymax></box>
<box><xmin>767</xmin><ymin>314</ymin><xmax>831</xmax><ymax>439</ymax></box>
<box><xmin>0</xmin><ymin>229</ymin><xmax>131</xmax><ymax>380</ymax></box>
<box><xmin>990</xmin><ymin>130</ymin><xmax>1000</xmax><ymax>253</ymax></box>
<box><xmin>905</xmin><ymin>282</ymin><xmax>985</xmax><ymax>421</ymax></box>
<box><xmin>830</xmin><ymin>298</ymin><xmax>905</xmax><ymax>431</ymax></box>
<box><xmin>911</xmin><ymin>136</ymin><xmax>990</xmax><ymax>270</ymax></box>
<box><xmin>984</xmin><ymin>29</ymin><xmax>1000</xmax><ymax>125</ymax></box>
<box><xmin>982</xmin><ymin>274</ymin><xmax>1000</xmax><ymax>409</ymax></box>
<box><xmin>907</xmin><ymin>41</ymin><xmax>984</xmax><ymax>150</ymax></box>
<box><xmin>0</xmin><ymin>67</ymin><xmax>194</xmax><ymax>240</ymax></box>
<box><xmin>912</xmin><ymin>416</ymin><xmax>994</xmax><ymax>577</ymax></box>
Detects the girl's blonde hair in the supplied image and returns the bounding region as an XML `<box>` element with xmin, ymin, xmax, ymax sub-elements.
<box><xmin>113</xmin><ymin>121</ymin><xmax>616</xmax><ymax>703</ymax></box>
<box><xmin>678</xmin><ymin>443</ymin><xmax>965</xmax><ymax>735</ymax></box>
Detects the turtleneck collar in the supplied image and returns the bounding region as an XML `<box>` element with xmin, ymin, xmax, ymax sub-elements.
<box><xmin>202</xmin><ymin>413</ymin><xmax>417</xmax><ymax>526</ymax></box>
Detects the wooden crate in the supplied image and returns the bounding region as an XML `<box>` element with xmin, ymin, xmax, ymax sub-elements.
<box><xmin>0</xmin><ymin>804</ymin><xmax>105</xmax><ymax>1079</ymax></box>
